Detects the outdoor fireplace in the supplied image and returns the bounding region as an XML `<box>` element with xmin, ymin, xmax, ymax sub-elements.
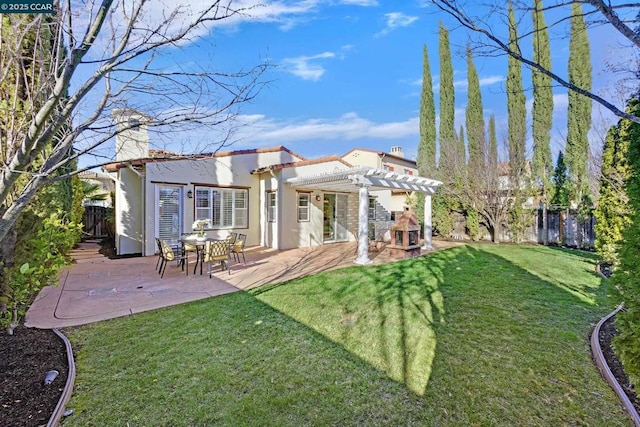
<box><xmin>388</xmin><ymin>206</ymin><xmax>421</xmax><ymax>258</ymax></box>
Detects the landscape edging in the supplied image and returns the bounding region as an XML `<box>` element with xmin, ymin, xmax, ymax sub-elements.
<box><xmin>47</xmin><ymin>328</ymin><xmax>76</xmax><ymax>427</ymax></box>
<box><xmin>590</xmin><ymin>303</ymin><xmax>640</xmax><ymax>427</ymax></box>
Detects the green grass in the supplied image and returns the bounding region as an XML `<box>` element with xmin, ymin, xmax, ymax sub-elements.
<box><xmin>63</xmin><ymin>244</ymin><xmax>631</xmax><ymax>426</ymax></box>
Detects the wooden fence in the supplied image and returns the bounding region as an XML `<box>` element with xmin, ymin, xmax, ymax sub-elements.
<box><xmin>82</xmin><ymin>206</ymin><xmax>111</xmax><ymax>239</ymax></box>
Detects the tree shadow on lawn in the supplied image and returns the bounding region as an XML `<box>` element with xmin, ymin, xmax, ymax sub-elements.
<box><xmin>473</xmin><ymin>243</ymin><xmax>603</xmax><ymax>305</ymax></box>
<box><xmin>65</xmin><ymin>291</ymin><xmax>432</xmax><ymax>426</ymax></box>
<box><xmin>251</xmin><ymin>244</ymin><xmax>626</xmax><ymax>425</ymax></box>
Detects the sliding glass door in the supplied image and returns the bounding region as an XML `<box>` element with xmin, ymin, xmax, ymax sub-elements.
<box><xmin>323</xmin><ymin>193</ymin><xmax>348</xmax><ymax>243</ymax></box>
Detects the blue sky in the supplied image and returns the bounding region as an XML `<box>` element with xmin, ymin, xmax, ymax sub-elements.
<box><xmin>90</xmin><ymin>0</ymin><xmax>634</xmax><ymax>166</ymax></box>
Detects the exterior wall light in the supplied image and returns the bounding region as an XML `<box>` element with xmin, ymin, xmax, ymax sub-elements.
<box><xmin>316</xmin><ymin>194</ymin><xmax>321</xmax><ymax>202</ymax></box>
<box><xmin>187</xmin><ymin>190</ymin><xmax>193</xmax><ymax>198</ymax></box>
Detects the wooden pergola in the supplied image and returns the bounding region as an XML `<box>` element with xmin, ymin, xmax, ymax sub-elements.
<box><xmin>286</xmin><ymin>167</ymin><xmax>442</xmax><ymax>264</ymax></box>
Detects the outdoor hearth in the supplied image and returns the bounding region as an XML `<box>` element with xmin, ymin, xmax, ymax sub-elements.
<box><xmin>388</xmin><ymin>206</ymin><xmax>421</xmax><ymax>258</ymax></box>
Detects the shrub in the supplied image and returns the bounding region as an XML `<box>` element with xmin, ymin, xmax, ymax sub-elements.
<box><xmin>612</xmin><ymin>97</ymin><xmax>640</xmax><ymax>387</ymax></box>
<box><xmin>466</xmin><ymin>208</ymin><xmax>481</xmax><ymax>241</ymax></box>
<box><xmin>595</xmin><ymin>102</ymin><xmax>634</xmax><ymax>265</ymax></box>
<box><xmin>1</xmin><ymin>212</ymin><xmax>82</xmax><ymax>333</ymax></box>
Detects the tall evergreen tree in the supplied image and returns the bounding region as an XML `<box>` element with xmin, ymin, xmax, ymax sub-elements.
<box><xmin>566</xmin><ymin>1</ymin><xmax>592</xmax><ymax>205</ymax></box>
<box><xmin>439</xmin><ymin>22</ymin><xmax>457</xmax><ymax>174</ymax></box>
<box><xmin>488</xmin><ymin>114</ymin><xmax>498</xmax><ymax>168</ymax></box>
<box><xmin>458</xmin><ymin>125</ymin><xmax>466</xmax><ymax>164</ymax></box>
<box><xmin>531</xmin><ymin>0</ymin><xmax>553</xmax><ymax>201</ymax></box>
<box><xmin>551</xmin><ymin>151</ymin><xmax>570</xmax><ymax>209</ymax></box>
<box><xmin>507</xmin><ymin>2</ymin><xmax>526</xmax><ymax>186</ymax></box>
<box><xmin>418</xmin><ymin>44</ymin><xmax>436</xmax><ymax>176</ymax></box>
<box><xmin>466</xmin><ymin>46</ymin><xmax>485</xmax><ymax>175</ymax></box>
<box><xmin>594</xmin><ymin>97</ymin><xmax>636</xmax><ymax>265</ymax></box>
<box><xmin>612</xmin><ymin>95</ymin><xmax>640</xmax><ymax>387</ymax></box>
<box><xmin>507</xmin><ymin>2</ymin><xmax>528</xmax><ymax>241</ymax></box>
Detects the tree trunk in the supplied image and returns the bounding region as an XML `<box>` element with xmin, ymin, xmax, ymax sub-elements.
<box><xmin>542</xmin><ymin>203</ymin><xmax>548</xmax><ymax>245</ymax></box>
<box><xmin>0</xmin><ymin>228</ymin><xmax>18</xmax><ymax>316</ymax></box>
<box><xmin>491</xmin><ymin>220</ymin><xmax>501</xmax><ymax>243</ymax></box>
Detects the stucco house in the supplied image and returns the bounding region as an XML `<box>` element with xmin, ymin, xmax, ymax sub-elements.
<box><xmin>104</xmin><ymin>111</ymin><xmax>441</xmax><ymax>264</ymax></box>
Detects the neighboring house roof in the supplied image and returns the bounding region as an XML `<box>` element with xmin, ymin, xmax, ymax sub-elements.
<box><xmin>78</xmin><ymin>171</ymin><xmax>115</xmax><ymax>191</ymax></box>
<box><xmin>103</xmin><ymin>145</ymin><xmax>306</xmax><ymax>172</ymax></box>
<box><xmin>250</xmin><ymin>155</ymin><xmax>352</xmax><ymax>174</ymax></box>
<box><xmin>342</xmin><ymin>147</ymin><xmax>417</xmax><ymax>166</ymax></box>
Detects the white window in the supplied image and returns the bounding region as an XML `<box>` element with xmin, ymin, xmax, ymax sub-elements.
<box><xmin>194</xmin><ymin>187</ymin><xmax>247</xmax><ymax>229</ymax></box>
<box><xmin>267</xmin><ymin>192</ymin><xmax>277</xmax><ymax>222</ymax></box>
<box><xmin>298</xmin><ymin>193</ymin><xmax>310</xmax><ymax>222</ymax></box>
<box><xmin>368</xmin><ymin>197</ymin><xmax>376</xmax><ymax>220</ymax></box>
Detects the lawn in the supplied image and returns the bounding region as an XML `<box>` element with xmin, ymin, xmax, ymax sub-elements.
<box><xmin>63</xmin><ymin>244</ymin><xmax>631</xmax><ymax>426</ymax></box>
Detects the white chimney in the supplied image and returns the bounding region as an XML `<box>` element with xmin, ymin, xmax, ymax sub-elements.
<box><xmin>390</xmin><ymin>146</ymin><xmax>404</xmax><ymax>158</ymax></box>
<box><xmin>113</xmin><ymin>109</ymin><xmax>150</xmax><ymax>161</ymax></box>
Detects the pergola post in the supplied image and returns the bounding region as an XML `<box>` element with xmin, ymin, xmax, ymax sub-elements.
<box><xmin>354</xmin><ymin>184</ymin><xmax>372</xmax><ymax>265</ymax></box>
<box><xmin>422</xmin><ymin>193</ymin><xmax>433</xmax><ymax>250</ymax></box>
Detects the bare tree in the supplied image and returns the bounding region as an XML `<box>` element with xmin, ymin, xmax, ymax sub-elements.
<box><xmin>0</xmin><ymin>1</ymin><xmax>267</xmax><ymax>247</ymax></box>
<box><xmin>438</xmin><ymin>135</ymin><xmax>515</xmax><ymax>243</ymax></box>
<box><xmin>427</xmin><ymin>0</ymin><xmax>640</xmax><ymax>124</ymax></box>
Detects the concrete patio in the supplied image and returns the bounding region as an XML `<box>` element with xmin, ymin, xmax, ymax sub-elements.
<box><xmin>25</xmin><ymin>240</ymin><xmax>458</xmax><ymax>329</ymax></box>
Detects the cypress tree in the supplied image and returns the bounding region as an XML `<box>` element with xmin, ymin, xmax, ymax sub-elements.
<box><xmin>488</xmin><ymin>114</ymin><xmax>498</xmax><ymax>168</ymax></box>
<box><xmin>466</xmin><ymin>46</ymin><xmax>485</xmax><ymax>175</ymax></box>
<box><xmin>594</xmin><ymin>97</ymin><xmax>636</xmax><ymax>265</ymax></box>
<box><xmin>566</xmin><ymin>1</ymin><xmax>592</xmax><ymax>205</ymax></box>
<box><xmin>418</xmin><ymin>44</ymin><xmax>436</xmax><ymax>176</ymax></box>
<box><xmin>531</xmin><ymin>0</ymin><xmax>553</xmax><ymax>201</ymax></box>
<box><xmin>551</xmin><ymin>151</ymin><xmax>570</xmax><ymax>209</ymax></box>
<box><xmin>507</xmin><ymin>2</ymin><xmax>527</xmax><ymax>241</ymax></box>
<box><xmin>507</xmin><ymin>2</ymin><xmax>526</xmax><ymax>186</ymax></box>
<box><xmin>612</xmin><ymin>95</ymin><xmax>640</xmax><ymax>387</ymax></box>
<box><xmin>439</xmin><ymin>22</ymin><xmax>456</xmax><ymax>174</ymax></box>
<box><xmin>458</xmin><ymin>125</ymin><xmax>465</xmax><ymax>164</ymax></box>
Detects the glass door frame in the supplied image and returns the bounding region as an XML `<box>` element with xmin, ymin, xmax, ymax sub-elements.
<box><xmin>322</xmin><ymin>193</ymin><xmax>349</xmax><ymax>243</ymax></box>
<box><xmin>155</xmin><ymin>185</ymin><xmax>184</xmax><ymax>243</ymax></box>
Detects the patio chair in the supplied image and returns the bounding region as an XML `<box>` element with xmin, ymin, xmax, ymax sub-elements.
<box><xmin>156</xmin><ymin>238</ymin><xmax>181</xmax><ymax>270</ymax></box>
<box><xmin>204</xmin><ymin>239</ymin><xmax>232</xmax><ymax>277</ymax></box>
<box><xmin>181</xmin><ymin>234</ymin><xmax>201</xmax><ymax>274</ymax></box>
<box><xmin>155</xmin><ymin>238</ymin><xmax>163</xmax><ymax>271</ymax></box>
<box><xmin>159</xmin><ymin>240</ymin><xmax>189</xmax><ymax>278</ymax></box>
<box><xmin>228</xmin><ymin>232</ymin><xmax>238</xmax><ymax>244</ymax></box>
<box><xmin>231</xmin><ymin>233</ymin><xmax>247</xmax><ymax>265</ymax></box>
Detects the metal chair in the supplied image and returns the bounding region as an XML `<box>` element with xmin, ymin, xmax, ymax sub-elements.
<box><xmin>231</xmin><ymin>233</ymin><xmax>247</xmax><ymax>265</ymax></box>
<box><xmin>159</xmin><ymin>240</ymin><xmax>189</xmax><ymax>278</ymax></box>
<box><xmin>181</xmin><ymin>234</ymin><xmax>201</xmax><ymax>273</ymax></box>
<box><xmin>228</xmin><ymin>232</ymin><xmax>238</xmax><ymax>244</ymax></box>
<box><xmin>155</xmin><ymin>238</ymin><xmax>164</xmax><ymax>271</ymax></box>
<box><xmin>204</xmin><ymin>239</ymin><xmax>232</xmax><ymax>277</ymax></box>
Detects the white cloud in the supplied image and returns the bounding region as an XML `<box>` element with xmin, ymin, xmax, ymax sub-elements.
<box><xmin>479</xmin><ymin>75</ymin><xmax>505</xmax><ymax>86</ymax></box>
<box><xmin>454</xmin><ymin>75</ymin><xmax>505</xmax><ymax>90</ymax></box>
<box><xmin>234</xmin><ymin>112</ymin><xmax>419</xmax><ymax>143</ymax></box>
<box><xmin>339</xmin><ymin>0</ymin><xmax>379</xmax><ymax>5</ymax></box>
<box><xmin>283</xmin><ymin>52</ymin><xmax>337</xmax><ymax>81</ymax></box>
<box><xmin>376</xmin><ymin>12</ymin><xmax>418</xmax><ymax>37</ymax></box>
<box><xmin>76</xmin><ymin>0</ymin><xmax>326</xmax><ymax>57</ymax></box>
